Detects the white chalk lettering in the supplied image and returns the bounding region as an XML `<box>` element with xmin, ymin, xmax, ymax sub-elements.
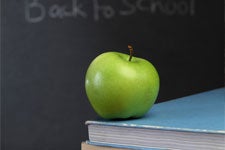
<box><xmin>120</xmin><ymin>0</ymin><xmax>136</xmax><ymax>16</ymax></box>
<box><xmin>49</xmin><ymin>5</ymin><xmax>64</xmax><ymax>18</ymax></box>
<box><xmin>24</xmin><ymin>0</ymin><xmax>195</xmax><ymax>23</ymax></box>
<box><xmin>190</xmin><ymin>0</ymin><xmax>195</xmax><ymax>16</ymax></box>
<box><xmin>103</xmin><ymin>6</ymin><xmax>115</xmax><ymax>19</ymax></box>
<box><xmin>72</xmin><ymin>0</ymin><xmax>87</xmax><ymax>18</ymax></box>
<box><xmin>25</xmin><ymin>0</ymin><xmax>46</xmax><ymax>23</ymax></box>
<box><xmin>136</xmin><ymin>0</ymin><xmax>149</xmax><ymax>11</ymax></box>
<box><xmin>93</xmin><ymin>0</ymin><xmax>115</xmax><ymax>21</ymax></box>
<box><xmin>177</xmin><ymin>1</ymin><xmax>189</xmax><ymax>15</ymax></box>
<box><xmin>150</xmin><ymin>0</ymin><xmax>195</xmax><ymax>16</ymax></box>
<box><xmin>164</xmin><ymin>1</ymin><xmax>176</xmax><ymax>15</ymax></box>
<box><xmin>150</xmin><ymin>0</ymin><xmax>164</xmax><ymax>14</ymax></box>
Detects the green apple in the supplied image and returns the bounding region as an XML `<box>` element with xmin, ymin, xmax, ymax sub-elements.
<box><xmin>85</xmin><ymin>47</ymin><xmax>159</xmax><ymax>119</ymax></box>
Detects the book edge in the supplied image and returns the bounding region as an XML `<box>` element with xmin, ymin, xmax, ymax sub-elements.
<box><xmin>85</xmin><ymin>87</ymin><xmax>225</xmax><ymax>134</ymax></box>
<box><xmin>85</xmin><ymin>120</ymin><xmax>225</xmax><ymax>134</ymax></box>
<box><xmin>86</xmin><ymin>140</ymin><xmax>164</xmax><ymax>150</ymax></box>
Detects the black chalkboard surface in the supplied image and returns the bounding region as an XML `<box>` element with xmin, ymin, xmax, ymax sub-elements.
<box><xmin>1</xmin><ymin>0</ymin><xmax>224</xmax><ymax>150</ymax></box>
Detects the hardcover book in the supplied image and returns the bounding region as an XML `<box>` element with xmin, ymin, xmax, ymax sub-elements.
<box><xmin>85</xmin><ymin>88</ymin><xmax>225</xmax><ymax>150</ymax></box>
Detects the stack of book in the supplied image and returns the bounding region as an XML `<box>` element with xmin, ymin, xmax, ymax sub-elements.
<box><xmin>82</xmin><ymin>88</ymin><xmax>225</xmax><ymax>150</ymax></box>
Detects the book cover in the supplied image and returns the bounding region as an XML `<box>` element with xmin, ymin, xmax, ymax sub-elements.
<box><xmin>86</xmin><ymin>88</ymin><xmax>225</xmax><ymax>150</ymax></box>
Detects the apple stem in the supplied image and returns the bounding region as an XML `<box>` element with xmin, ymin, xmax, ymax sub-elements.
<box><xmin>128</xmin><ymin>45</ymin><xmax>133</xmax><ymax>61</ymax></box>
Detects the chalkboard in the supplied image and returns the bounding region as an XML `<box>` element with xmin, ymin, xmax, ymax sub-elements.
<box><xmin>1</xmin><ymin>0</ymin><xmax>224</xmax><ymax>150</ymax></box>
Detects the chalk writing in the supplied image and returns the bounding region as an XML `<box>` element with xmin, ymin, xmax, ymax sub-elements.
<box><xmin>93</xmin><ymin>0</ymin><xmax>115</xmax><ymax>21</ymax></box>
<box><xmin>25</xmin><ymin>0</ymin><xmax>46</xmax><ymax>23</ymax></box>
<box><xmin>25</xmin><ymin>0</ymin><xmax>195</xmax><ymax>23</ymax></box>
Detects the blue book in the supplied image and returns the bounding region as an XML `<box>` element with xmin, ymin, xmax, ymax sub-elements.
<box><xmin>86</xmin><ymin>88</ymin><xmax>225</xmax><ymax>150</ymax></box>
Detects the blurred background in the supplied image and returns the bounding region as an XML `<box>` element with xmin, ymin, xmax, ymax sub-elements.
<box><xmin>1</xmin><ymin>0</ymin><xmax>224</xmax><ymax>150</ymax></box>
